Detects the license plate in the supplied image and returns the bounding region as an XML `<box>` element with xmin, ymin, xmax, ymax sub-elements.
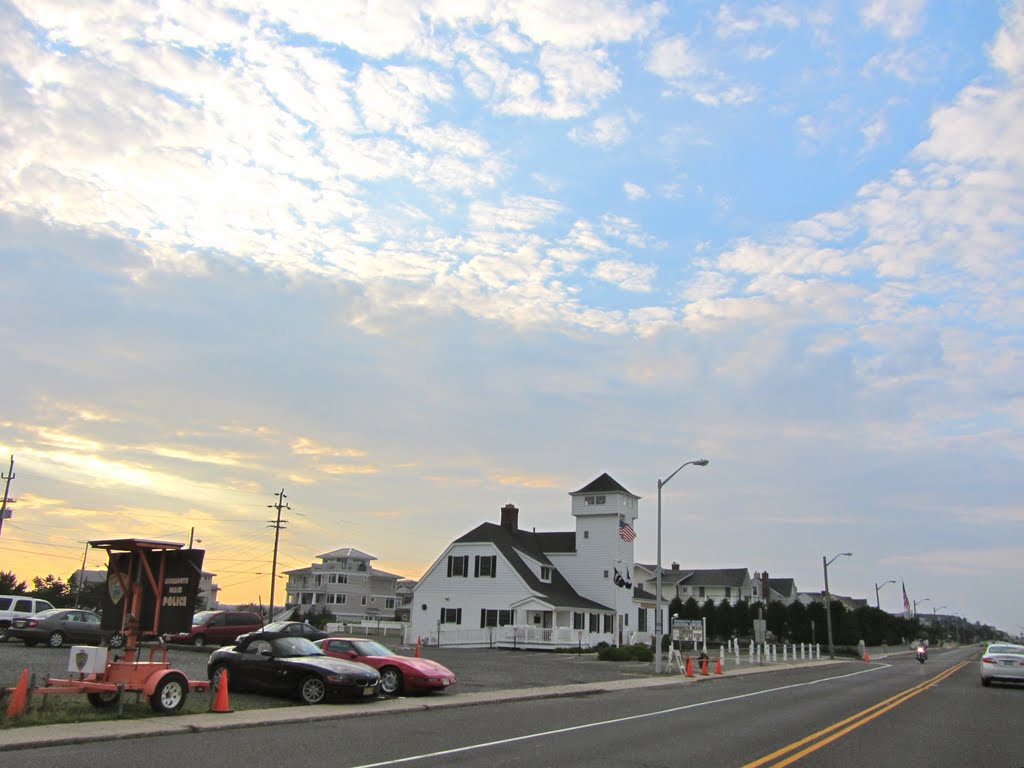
<box><xmin>363</xmin><ymin>688</ymin><xmax>375</xmax><ymax>696</ymax></box>
<box><xmin>999</xmin><ymin>659</ymin><xmax>1016</xmax><ymax>666</ymax></box>
<box><xmin>442</xmin><ymin>679</ymin><xmax>450</xmax><ymax>686</ymax></box>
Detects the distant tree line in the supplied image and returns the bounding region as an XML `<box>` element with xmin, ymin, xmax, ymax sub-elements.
<box><xmin>667</xmin><ymin>596</ymin><xmax>1004</xmax><ymax>648</ymax></box>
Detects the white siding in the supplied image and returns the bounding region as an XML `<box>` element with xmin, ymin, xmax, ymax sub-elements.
<box><xmin>410</xmin><ymin>544</ymin><xmax>534</xmax><ymax>642</ymax></box>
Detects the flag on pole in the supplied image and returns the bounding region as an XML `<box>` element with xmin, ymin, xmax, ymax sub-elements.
<box><xmin>618</xmin><ymin>518</ymin><xmax>636</xmax><ymax>542</ymax></box>
<box><xmin>902</xmin><ymin>581</ymin><xmax>911</xmax><ymax>612</ymax></box>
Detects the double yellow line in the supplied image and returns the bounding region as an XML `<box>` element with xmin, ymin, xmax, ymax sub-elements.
<box><xmin>741</xmin><ymin>660</ymin><xmax>970</xmax><ymax>768</ymax></box>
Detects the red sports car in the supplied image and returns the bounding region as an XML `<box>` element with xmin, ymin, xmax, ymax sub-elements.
<box><xmin>313</xmin><ymin>637</ymin><xmax>456</xmax><ymax>696</ymax></box>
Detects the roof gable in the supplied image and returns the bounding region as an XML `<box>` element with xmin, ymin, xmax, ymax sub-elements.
<box><xmin>317</xmin><ymin>547</ymin><xmax>375</xmax><ymax>561</ymax></box>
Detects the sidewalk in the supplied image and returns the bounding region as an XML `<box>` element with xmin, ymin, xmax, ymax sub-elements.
<box><xmin>0</xmin><ymin>658</ymin><xmax>841</xmax><ymax>752</ymax></box>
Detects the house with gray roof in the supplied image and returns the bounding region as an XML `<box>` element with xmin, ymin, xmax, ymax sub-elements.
<box><xmin>634</xmin><ymin>562</ymin><xmax>754</xmax><ymax>606</ymax></box>
<box><xmin>410</xmin><ymin>473</ymin><xmax>653</xmax><ymax>648</ymax></box>
<box><xmin>285</xmin><ymin>547</ymin><xmax>403</xmax><ymax>621</ymax></box>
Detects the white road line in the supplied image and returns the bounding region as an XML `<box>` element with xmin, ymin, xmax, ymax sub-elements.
<box><xmin>349</xmin><ymin>665</ymin><xmax>890</xmax><ymax>768</ymax></box>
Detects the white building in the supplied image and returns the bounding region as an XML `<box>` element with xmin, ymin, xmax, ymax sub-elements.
<box><xmin>410</xmin><ymin>473</ymin><xmax>656</xmax><ymax>648</ymax></box>
<box><xmin>285</xmin><ymin>547</ymin><xmax>403</xmax><ymax>621</ymax></box>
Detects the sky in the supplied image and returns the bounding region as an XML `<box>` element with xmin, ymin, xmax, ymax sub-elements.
<box><xmin>0</xmin><ymin>0</ymin><xmax>1021</xmax><ymax>635</ymax></box>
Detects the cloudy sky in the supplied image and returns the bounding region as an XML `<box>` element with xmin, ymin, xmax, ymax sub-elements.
<box><xmin>1</xmin><ymin>0</ymin><xmax>1021</xmax><ymax>634</ymax></box>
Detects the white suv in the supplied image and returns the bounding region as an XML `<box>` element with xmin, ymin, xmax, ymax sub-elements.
<box><xmin>0</xmin><ymin>595</ymin><xmax>56</xmax><ymax>640</ymax></box>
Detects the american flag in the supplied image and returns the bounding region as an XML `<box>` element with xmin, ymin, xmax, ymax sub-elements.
<box><xmin>618</xmin><ymin>518</ymin><xmax>636</xmax><ymax>542</ymax></box>
<box><xmin>902</xmin><ymin>582</ymin><xmax>911</xmax><ymax>612</ymax></box>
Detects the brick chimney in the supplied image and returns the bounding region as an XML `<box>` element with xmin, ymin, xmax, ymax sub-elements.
<box><xmin>671</xmin><ymin>562</ymin><xmax>679</xmax><ymax>571</ymax></box>
<box><xmin>500</xmin><ymin>503</ymin><xmax>519</xmax><ymax>532</ymax></box>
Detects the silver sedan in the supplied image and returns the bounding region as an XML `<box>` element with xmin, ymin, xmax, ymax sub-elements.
<box><xmin>980</xmin><ymin>643</ymin><xmax>1024</xmax><ymax>686</ymax></box>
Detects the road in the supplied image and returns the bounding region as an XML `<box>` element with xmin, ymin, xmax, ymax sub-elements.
<box><xmin>6</xmin><ymin>645</ymin><xmax>1019</xmax><ymax>768</ymax></box>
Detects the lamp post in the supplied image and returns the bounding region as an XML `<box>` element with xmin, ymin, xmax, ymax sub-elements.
<box><xmin>913</xmin><ymin>597</ymin><xmax>930</xmax><ymax>617</ymax></box>
<box><xmin>823</xmin><ymin>552</ymin><xmax>852</xmax><ymax>659</ymax></box>
<box><xmin>933</xmin><ymin>605</ymin><xmax>946</xmax><ymax>640</ymax></box>
<box><xmin>874</xmin><ymin>579</ymin><xmax>895</xmax><ymax>609</ymax></box>
<box><xmin>655</xmin><ymin>458</ymin><xmax>709</xmax><ymax>674</ymax></box>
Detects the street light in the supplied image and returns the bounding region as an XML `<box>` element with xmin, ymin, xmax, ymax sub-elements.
<box><xmin>823</xmin><ymin>552</ymin><xmax>852</xmax><ymax>659</ymax></box>
<box><xmin>655</xmin><ymin>458</ymin><xmax>709</xmax><ymax>674</ymax></box>
<box><xmin>913</xmin><ymin>597</ymin><xmax>931</xmax><ymax>617</ymax></box>
<box><xmin>874</xmin><ymin>579</ymin><xmax>896</xmax><ymax>609</ymax></box>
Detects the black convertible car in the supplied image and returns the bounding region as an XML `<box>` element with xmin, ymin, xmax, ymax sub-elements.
<box><xmin>207</xmin><ymin>631</ymin><xmax>381</xmax><ymax>704</ymax></box>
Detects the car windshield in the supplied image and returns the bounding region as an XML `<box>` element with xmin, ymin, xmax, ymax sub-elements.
<box><xmin>271</xmin><ymin>637</ymin><xmax>324</xmax><ymax>657</ymax></box>
<box><xmin>192</xmin><ymin>611</ymin><xmax>220</xmax><ymax>626</ymax></box>
<box><xmin>32</xmin><ymin>609</ymin><xmax>63</xmax><ymax>619</ymax></box>
<box><xmin>262</xmin><ymin>622</ymin><xmax>292</xmax><ymax>632</ymax></box>
<box><xmin>987</xmin><ymin>645</ymin><xmax>1024</xmax><ymax>654</ymax></box>
<box><xmin>352</xmin><ymin>640</ymin><xmax>394</xmax><ymax>656</ymax></box>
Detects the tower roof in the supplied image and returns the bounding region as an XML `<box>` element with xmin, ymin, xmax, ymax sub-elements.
<box><xmin>570</xmin><ymin>472</ymin><xmax>638</xmax><ymax>498</ymax></box>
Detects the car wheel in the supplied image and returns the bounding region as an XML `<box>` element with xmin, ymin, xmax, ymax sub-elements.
<box><xmin>379</xmin><ymin>667</ymin><xmax>404</xmax><ymax>696</ymax></box>
<box><xmin>981</xmin><ymin>676</ymin><xmax>991</xmax><ymax>687</ymax></box>
<box><xmin>108</xmin><ymin>632</ymin><xmax>126</xmax><ymax>649</ymax></box>
<box><xmin>299</xmin><ymin>675</ymin><xmax>326</xmax><ymax>705</ymax></box>
<box><xmin>87</xmin><ymin>690</ymin><xmax>122</xmax><ymax>708</ymax></box>
<box><xmin>150</xmin><ymin>672</ymin><xmax>188</xmax><ymax>714</ymax></box>
<box><xmin>210</xmin><ymin>664</ymin><xmax>230</xmax><ymax>692</ymax></box>
<box><xmin>23</xmin><ymin>639</ymin><xmax>39</xmax><ymax>647</ymax></box>
<box><xmin>192</xmin><ymin>634</ymin><xmax>206</xmax><ymax>647</ymax></box>
<box><xmin>48</xmin><ymin>631</ymin><xmax>65</xmax><ymax>648</ymax></box>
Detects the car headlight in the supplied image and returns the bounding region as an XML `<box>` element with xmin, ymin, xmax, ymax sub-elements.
<box><xmin>325</xmin><ymin>674</ymin><xmax>352</xmax><ymax>683</ymax></box>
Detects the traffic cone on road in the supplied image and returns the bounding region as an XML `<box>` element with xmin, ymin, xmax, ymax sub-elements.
<box><xmin>701</xmin><ymin>657</ymin><xmax>709</xmax><ymax>675</ymax></box>
<box><xmin>864</xmin><ymin>652</ymin><xmax>871</xmax><ymax>662</ymax></box>
<box><xmin>685</xmin><ymin>656</ymin><xmax>694</xmax><ymax>677</ymax></box>
<box><xmin>5</xmin><ymin>669</ymin><xmax>29</xmax><ymax>718</ymax></box>
<box><xmin>715</xmin><ymin>656</ymin><xmax>723</xmax><ymax>674</ymax></box>
<box><xmin>210</xmin><ymin>670</ymin><xmax>233</xmax><ymax>713</ymax></box>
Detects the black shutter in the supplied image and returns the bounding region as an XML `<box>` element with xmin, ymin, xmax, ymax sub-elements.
<box><xmin>480</xmin><ymin>609</ymin><xmax>486</xmax><ymax>628</ymax></box>
<box><xmin>440</xmin><ymin>607</ymin><xmax>445</xmax><ymax>623</ymax></box>
<box><xmin>462</xmin><ymin>555</ymin><xmax>469</xmax><ymax>577</ymax></box>
<box><xmin>474</xmin><ymin>556</ymin><xmax>480</xmax><ymax>577</ymax></box>
<box><xmin>447</xmin><ymin>556</ymin><xmax>453</xmax><ymax>577</ymax></box>
<box><xmin>490</xmin><ymin>555</ymin><xmax>497</xmax><ymax>578</ymax></box>
<box><xmin>456</xmin><ymin>608</ymin><xmax>462</xmax><ymax>625</ymax></box>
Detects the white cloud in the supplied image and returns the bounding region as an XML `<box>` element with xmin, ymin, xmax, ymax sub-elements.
<box><xmin>860</xmin><ymin>0</ymin><xmax>927</xmax><ymax>39</ymax></box>
<box><xmin>592</xmin><ymin>259</ymin><xmax>656</xmax><ymax>292</ymax></box>
<box><xmin>990</xmin><ymin>0</ymin><xmax>1024</xmax><ymax>78</ymax></box>
<box><xmin>624</xmin><ymin>182</ymin><xmax>649</xmax><ymax>200</ymax></box>
<box><xmin>569</xmin><ymin>114</ymin><xmax>630</xmax><ymax>146</ymax></box>
<box><xmin>861</xmin><ymin>114</ymin><xmax>888</xmax><ymax>151</ymax></box>
<box><xmin>646</xmin><ymin>35</ymin><xmax>703</xmax><ymax>81</ymax></box>
<box><xmin>715</xmin><ymin>4</ymin><xmax>800</xmax><ymax>38</ymax></box>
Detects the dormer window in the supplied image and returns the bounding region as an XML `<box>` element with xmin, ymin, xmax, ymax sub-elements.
<box><xmin>584</xmin><ymin>495</ymin><xmax>606</xmax><ymax>505</ymax></box>
<box><xmin>540</xmin><ymin>566</ymin><xmax>552</xmax><ymax>582</ymax></box>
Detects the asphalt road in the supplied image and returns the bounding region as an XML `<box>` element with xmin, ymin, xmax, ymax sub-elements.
<box><xmin>5</xmin><ymin>645</ymin><xmax>1019</xmax><ymax>768</ymax></box>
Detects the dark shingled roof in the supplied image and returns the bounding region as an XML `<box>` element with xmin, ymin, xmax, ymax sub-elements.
<box><xmin>768</xmin><ymin>578</ymin><xmax>796</xmax><ymax>596</ymax></box>
<box><xmin>571</xmin><ymin>473</ymin><xmax>638</xmax><ymax>498</ymax></box>
<box><xmin>454</xmin><ymin>522</ymin><xmax>611</xmax><ymax>612</ymax></box>
<box><xmin>680</xmin><ymin>568</ymin><xmax>750</xmax><ymax>588</ymax></box>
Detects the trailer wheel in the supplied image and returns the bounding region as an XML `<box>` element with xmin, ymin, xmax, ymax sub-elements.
<box><xmin>150</xmin><ymin>672</ymin><xmax>188</xmax><ymax>714</ymax></box>
<box><xmin>87</xmin><ymin>691</ymin><xmax>121</xmax><ymax>708</ymax></box>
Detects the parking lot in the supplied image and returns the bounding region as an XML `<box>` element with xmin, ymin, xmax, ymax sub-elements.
<box><xmin>0</xmin><ymin>637</ymin><xmax>659</xmax><ymax>713</ymax></box>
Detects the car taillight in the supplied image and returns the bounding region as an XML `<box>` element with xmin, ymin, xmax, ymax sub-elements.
<box><xmin>982</xmin><ymin>656</ymin><xmax>995</xmax><ymax>664</ymax></box>
<box><xmin>26</xmin><ymin>620</ymin><xmax>38</xmax><ymax>628</ymax></box>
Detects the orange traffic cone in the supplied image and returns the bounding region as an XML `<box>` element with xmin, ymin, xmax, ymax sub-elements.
<box><xmin>701</xmin><ymin>657</ymin><xmax>709</xmax><ymax>675</ymax></box>
<box><xmin>210</xmin><ymin>669</ymin><xmax>233</xmax><ymax>713</ymax></box>
<box><xmin>864</xmin><ymin>652</ymin><xmax>871</xmax><ymax>662</ymax></box>
<box><xmin>685</xmin><ymin>656</ymin><xmax>694</xmax><ymax>677</ymax></box>
<box><xmin>715</xmin><ymin>656</ymin><xmax>723</xmax><ymax>674</ymax></box>
<box><xmin>5</xmin><ymin>668</ymin><xmax>29</xmax><ymax>718</ymax></box>
<box><xmin>415</xmin><ymin>638</ymin><xmax>421</xmax><ymax>658</ymax></box>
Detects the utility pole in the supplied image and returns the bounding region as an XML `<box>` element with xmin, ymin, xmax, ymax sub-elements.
<box><xmin>0</xmin><ymin>455</ymin><xmax>15</xmax><ymax>538</ymax></box>
<box><xmin>267</xmin><ymin>489</ymin><xmax>289</xmax><ymax>622</ymax></box>
<box><xmin>75</xmin><ymin>541</ymin><xmax>89</xmax><ymax>607</ymax></box>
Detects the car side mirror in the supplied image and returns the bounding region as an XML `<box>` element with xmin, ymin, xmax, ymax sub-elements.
<box><xmin>259</xmin><ymin>649</ymin><xmax>273</xmax><ymax>657</ymax></box>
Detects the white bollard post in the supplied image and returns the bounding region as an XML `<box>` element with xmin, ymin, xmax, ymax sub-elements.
<box><xmin>735</xmin><ymin>643</ymin><xmax>741</xmax><ymax>666</ymax></box>
<box><xmin>749</xmin><ymin>641</ymin><xmax>754</xmax><ymax>663</ymax></box>
<box><xmin>783</xmin><ymin>644</ymin><xmax>788</xmax><ymax>662</ymax></box>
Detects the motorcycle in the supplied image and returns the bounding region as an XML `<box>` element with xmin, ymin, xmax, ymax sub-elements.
<box><xmin>915</xmin><ymin>645</ymin><xmax>928</xmax><ymax>663</ymax></box>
